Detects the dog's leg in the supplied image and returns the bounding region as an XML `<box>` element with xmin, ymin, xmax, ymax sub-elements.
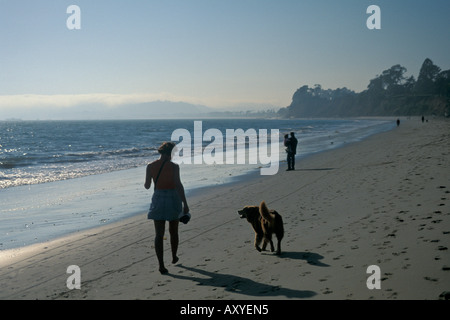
<box><xmin>269</xmin><ymin>239</ymin><xmax>275</xmax><ymax>252</ymax></box>
<box><xmin>276</xmin><ymin>239</ymin><xmax>282</xmax><ymax>255</ymax></box>
<box><xmin>262</xmin><ymin>238</ymin><xmax>268</xmax><ymax>251</ymax></box>
<box><xmin>264</xmin><ymin>233</ymin><xmax>275</xmax><ymax>252</ymax></box>
<box><xmin>276</xmin><ymin>229</ymin><xmax>283</xmax><ymax>255</ymax></box>
<box><xmin>254</xmin><ymin>233</ymin><xmax>263</xmax><ymax>252</ymax></box>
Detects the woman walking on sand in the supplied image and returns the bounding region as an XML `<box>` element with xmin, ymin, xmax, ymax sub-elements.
<box><xmin>145</xmin><ymin>142</ymin><xmax>189</xmax><ymax>274</ymax></box>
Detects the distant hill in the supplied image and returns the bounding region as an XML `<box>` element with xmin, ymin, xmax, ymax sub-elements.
<box><xmin>104</xmin><ymin>101</ymin><xmax>213</xmax><ymax>119</ymax></box>
<box><xmin>279</xmin><ymin>58</ymin><xmax>450</xmax><ymax>118</ymax></box>
<box><xmin>1</xmin><ymin>101</ymin><xmax>214</xmax><ymax>120</ymax></box>
<box><xmin>84</xmin><ymin>101</ymin><xmax>278</xmax><ymax>119</ymax></box>
<box><xmin>1</xmin><ymin>99</ymin><xmax>281</xmax><ymax>120</ymax></box>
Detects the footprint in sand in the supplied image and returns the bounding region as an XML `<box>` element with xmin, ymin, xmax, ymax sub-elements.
<box><xmin>322</xmin><ymin>288</ymin><xmax>333</xmax><ymax>295</ymax></box>
<box><xmin>402</xmin><ymin>264</ymin><xmax>411</xmax><ymax>270</ymax></box>
<box><xmin>439</xmin><ymin>291</ymin><xmax>450</xmax><ymax>300</ymax></box>
<box><xmin>424</xmin><ymin>276</ymin><xmax>439</xmax><ymax>282</ymax></box>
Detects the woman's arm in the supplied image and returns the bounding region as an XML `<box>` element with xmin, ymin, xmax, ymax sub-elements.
<box><xmin>144</xmin><ymin>163</ymin><xmax>152</xmax><ymax>190</ymax></box>
<box><xmin>174</xmin><ymin>164</ymin><xmax>189</xmax><ymax>213</ymax></box>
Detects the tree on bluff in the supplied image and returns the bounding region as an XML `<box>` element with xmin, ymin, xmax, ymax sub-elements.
<box><xmin>415</xmin><ymin>58</ymin><xmax>442</xmax><ymax>95</ymax></box>
<box><xmin>280</xmin><ymin>58</ymin><xmax>450</xmax><ymax>117</ymax></box>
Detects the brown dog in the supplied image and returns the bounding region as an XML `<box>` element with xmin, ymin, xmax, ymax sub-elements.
<box><xmin>238</xmin><ymin>201</ymin><xmax>284</xmax><ymax>255</ymax></box>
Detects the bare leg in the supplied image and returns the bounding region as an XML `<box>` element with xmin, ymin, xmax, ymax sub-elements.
<box><xmin>169</xmin><ymin>220</ymin><xmax>179</xmax><ymax>264</ymax></box>
<box><xmin>154</xmin><ymin>220</ymin><xmax>168</xmax><ymax>274</ymax></box>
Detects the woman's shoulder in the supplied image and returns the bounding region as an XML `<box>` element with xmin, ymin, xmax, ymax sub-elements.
<box><xmin>169</xmin><ymin>161</ymin><xmax>180</xmax><ymax>170</ymax></box>
<box><xmin>147</xmin><ymin>160</ymin><xmax>157</xmax><ymax>167</ymax></box>
<box><xmin>147</xmin><ymin>159</ymin><xmax>161</xmax><ymax>170</ymax></box>
<box><xmin>147</xmin><ymin>159</ymin><xmax>179</xmax><ymax>168</ymax></box>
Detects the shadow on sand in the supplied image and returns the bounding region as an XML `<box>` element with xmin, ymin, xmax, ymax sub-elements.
<box><xmin>296</xmin><ymin>167</ymin><xmax>336</xmax><ymax>171</ymax></box>
<box><xmin>167</xmin><ymin>259</ymin><xmax>319</xmax><ymax>299</ymax></box>
<box><xmin>278</xmin><ymin>251</ymin><xmax>330</xmax><ymax>267</ymax></box>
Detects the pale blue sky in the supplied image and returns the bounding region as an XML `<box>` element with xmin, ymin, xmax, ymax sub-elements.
<box><xmin>1</xmin><ymin>0</ymin><xmax>449</xmax><ymax>116</ymax></box>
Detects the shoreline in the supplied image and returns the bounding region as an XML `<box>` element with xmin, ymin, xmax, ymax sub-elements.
<box><xmin>0</xmin><ymin>118</ymin><xmax>394</xmax><ymax>251</ymax></box>
<box><xmin>1</xmin><ymin>117</ymin><xmax>449</xmax><ymax>300</ymax></box>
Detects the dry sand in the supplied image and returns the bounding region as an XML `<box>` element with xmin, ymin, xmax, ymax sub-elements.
<box><xmin>1</xmin><ymin>117</ymin><xmax>449</xmax><ymax>300</ymax></box>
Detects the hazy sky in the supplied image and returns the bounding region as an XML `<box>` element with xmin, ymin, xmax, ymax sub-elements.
<box><xmin>1</xmin><ymin>0</ymin><xmax>449</xmax><ymax>117</ymax></box>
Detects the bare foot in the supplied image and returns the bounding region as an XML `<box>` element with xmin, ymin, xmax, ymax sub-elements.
<box><xmin>159</xmin><ymin>267</ymin><xmax>168</xmax><ymax>274</ymax></box>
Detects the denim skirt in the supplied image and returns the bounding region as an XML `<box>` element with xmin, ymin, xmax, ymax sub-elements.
<box><xmin>148</xmin><ymin>189</ymin><xmax>182</xmax><ymax>221</ymax></box>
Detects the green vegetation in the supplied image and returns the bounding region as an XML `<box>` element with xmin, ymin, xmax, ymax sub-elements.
<box><xmin>279</xmin><ymin>58</ymin><xmax>450</xmax><ymax>118</ymax></box>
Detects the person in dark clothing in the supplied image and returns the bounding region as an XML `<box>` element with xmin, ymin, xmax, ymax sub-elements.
<box><xmin>284</xmin><ymin>134</ymin><xmax>290</xmax><ymax>151</ymax></box>
<box><xmin>284</xmin><ymin>132</ymin><xmax>298</xmax><ymax>171</ymax></box>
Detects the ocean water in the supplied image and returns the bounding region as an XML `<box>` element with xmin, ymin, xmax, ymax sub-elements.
<box><xmin>0</xmin><ymin>118</ymin><xmax>394</xmax><ymax>250</ymax></box>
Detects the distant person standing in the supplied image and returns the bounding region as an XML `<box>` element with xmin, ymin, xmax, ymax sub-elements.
<box><xmin>284</xmin><ymin>132</ymin><xmax>298</xmax><ymax>171</ymax></box>
<box><xmin>284</xmin><ymin>134</ymin><xmax>291</xmax><ymax>170</ymax></box>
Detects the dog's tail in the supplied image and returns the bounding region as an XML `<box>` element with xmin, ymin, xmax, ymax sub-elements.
<box><xmin>259</xmin><ymin>201</ymin><xmax>274</xmax><ymax>222</ymax></box>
